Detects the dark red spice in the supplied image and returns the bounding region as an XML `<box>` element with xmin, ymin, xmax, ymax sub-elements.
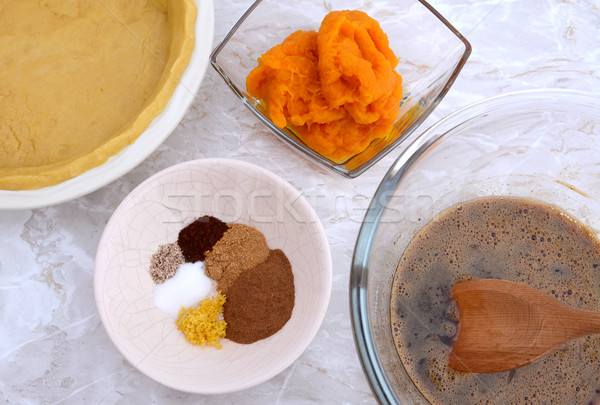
<box><xmin>177</xmin><ymin>216</ymin><xmax>229</xmax><ymax>262</ymax></box>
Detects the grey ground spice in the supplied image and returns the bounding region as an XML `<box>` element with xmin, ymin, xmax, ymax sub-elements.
<box><xmin>149</xmin><ymin>242</ymin><xmax>185</xmax><ymax>284</ymax></box>
<box><xmin>204</xmin><ymin>223</ymin><xmax>270</xmax><ymax>294</ymax></box>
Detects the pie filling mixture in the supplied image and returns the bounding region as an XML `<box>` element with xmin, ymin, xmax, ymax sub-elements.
<box><xmin>0</xmin><ymin>0</ymin><xmax>196</xmax><ymax>190</ymax></box>
<box><xmin>391</xmin><ymin>196</ymin><xmax>600</xmax><ymax>404</ymax></box>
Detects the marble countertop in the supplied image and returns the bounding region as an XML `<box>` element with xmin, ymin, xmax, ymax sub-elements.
<box><xmin>2</xmin><ymin>0</ymin><xmax>599</xmax><ymax>404</ymax></box>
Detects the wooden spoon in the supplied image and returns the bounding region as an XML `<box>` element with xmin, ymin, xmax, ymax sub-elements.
<box><xmin>448</xmin><ymin>278</ymin><xmax>600</xmax><ymax>373</ymax></box>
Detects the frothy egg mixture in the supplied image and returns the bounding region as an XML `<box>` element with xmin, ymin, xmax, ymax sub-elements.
<box><xmin>391</xmin><ymin>196</ymin><xmax>600</xmax><ymax>404</ymax></box>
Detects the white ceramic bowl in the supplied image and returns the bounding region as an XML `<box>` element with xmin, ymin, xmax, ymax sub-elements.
<box><xmin>94</xmin><ymin>158</ymin><xmax>332</xmax><ymax>393</ymax></box>
<box><xmin>0</xmin><ymin>0</ymin><xmax>214</xmax><ymax>210</ymax></box>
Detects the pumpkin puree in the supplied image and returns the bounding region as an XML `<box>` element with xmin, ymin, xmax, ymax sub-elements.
<box><xmin>246</xmin><ymin>10</ymin><xmax>403</xmax><ymax>163</ymax></box>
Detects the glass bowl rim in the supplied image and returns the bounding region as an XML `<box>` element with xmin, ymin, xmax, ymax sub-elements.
<box><xmin>209</xmin><ymin>0</ymin><xmax>472</xmax><ymax>178</ymax></box>
<box><xmin>349</xmin><ymin>88</ymin><xmax>600</xmax><ymax>404</ymax></box>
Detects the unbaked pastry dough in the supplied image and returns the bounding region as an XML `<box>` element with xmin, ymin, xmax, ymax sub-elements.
<box><xmin>0</xmin><ymin>0</ymin><xmax>196</xmax><ymax>190</ymax></box>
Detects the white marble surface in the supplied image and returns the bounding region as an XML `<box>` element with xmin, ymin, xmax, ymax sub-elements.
<box><xmin>1</xmin><ymin>0</ymin><xmax>600</xmax><ymax>404</ymax></box>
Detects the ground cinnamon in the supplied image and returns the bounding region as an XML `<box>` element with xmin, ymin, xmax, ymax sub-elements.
<box><xmin>223</xmin><ymin>249</ymin><xmax>295</xmax><ymax>344</ymax></box>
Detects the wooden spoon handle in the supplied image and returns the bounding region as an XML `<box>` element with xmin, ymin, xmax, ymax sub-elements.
<box><xmin>567</xmin><ymin>308</ymin><xmax>600</xmax><ymax>336</ymax></box>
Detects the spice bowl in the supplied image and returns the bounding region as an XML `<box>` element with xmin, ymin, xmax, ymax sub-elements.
<box><xmin>210</xmin><ymin>0</ymin><xmax>471</xmax><ymax>178</ymax></box>
<box><xmin>94</xmin><ymin>158</ymin><xmax>332</xmax><ymax>393</ymax></box>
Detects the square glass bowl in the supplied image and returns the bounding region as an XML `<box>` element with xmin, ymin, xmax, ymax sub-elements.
<box><xmin>210</xmin><ymin>0</ymin><xmax>471</xmax><ymax>178</ymax></box>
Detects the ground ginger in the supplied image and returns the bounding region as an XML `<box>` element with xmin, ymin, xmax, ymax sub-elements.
<box><xmin>246</xmin><ymin>10</ymin><xmax>403</xmax><ymax>163</ymax></box>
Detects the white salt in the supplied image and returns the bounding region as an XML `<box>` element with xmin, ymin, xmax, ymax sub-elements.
<box><xmin>153</xmin><ymin>261</ymin><xmax>214</xmax><ymax>317</ymax></box>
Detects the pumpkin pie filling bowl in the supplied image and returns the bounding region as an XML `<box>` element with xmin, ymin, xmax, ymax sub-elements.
<box><xmin>0</xmin><ymin>0</ymin><xmax>214</xmax><ymax>208</ymax></box>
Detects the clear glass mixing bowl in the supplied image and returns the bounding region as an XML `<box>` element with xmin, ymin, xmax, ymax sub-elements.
<box><xmin>211</xmin><ymin>0</ymin><xmax>470</xmax><ymax>178</ymax></box>
<box><xmin>350</xmin><ymin>89</ymin><xmax>600</xmax><ymax>404</ymax></box>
